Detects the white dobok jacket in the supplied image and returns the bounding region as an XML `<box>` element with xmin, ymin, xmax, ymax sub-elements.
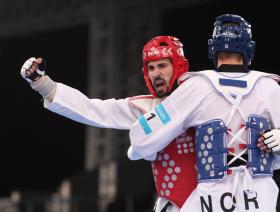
<box><xmin>129</xmin><ymin>70</ymin><xmax>280</xmax><ymax>212</ymax></box>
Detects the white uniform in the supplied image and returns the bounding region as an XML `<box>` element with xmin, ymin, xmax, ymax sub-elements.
<box><xmin>129</xmin><ymin>70</ymin><xmax>280</xmax><ymax>212</ymax></box>
<box><xmin>40</xmin><ymin>80</ymin><xmax>192</xmax><ymax>212</ymax></box>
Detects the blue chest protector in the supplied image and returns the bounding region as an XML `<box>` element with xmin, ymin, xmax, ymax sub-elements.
<box><xmin>247</xmin><ymin>114</ymin><xmax>273</xmax><ymax>176</ymax></box>
<box><xmin>196</xmin><ymin>119</ymin><xmax>228</xmax><ymax>181</ymax></box>
<box><xmin>189</xmin><ymin>70</ymin><xmax>278</xmax><ymax>182</ymax></box>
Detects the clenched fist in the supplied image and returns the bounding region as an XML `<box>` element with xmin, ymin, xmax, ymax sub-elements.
<box><xmin>257</xmin><ymin>129</ymin><xmax>280</xmax><ymax>152</ymax></box>
<box><xmin>20</xmin><ymin>57</ymin><xmax>46</xmax><ymax>83</ymax></box>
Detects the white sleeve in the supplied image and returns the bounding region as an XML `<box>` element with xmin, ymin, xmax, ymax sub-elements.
<box><xmin>127</xmin><ymin>146</ymin><xmax>157</xmax><ymax>161</ymax></box>
<box><xmin>266</xmin><ymin>80</ymin><xmax>280</xmax><ymax>129</ymax></box>
<box><xmin>129</xmin><ymin>76</ymin><xmax>212</xmax><ymax>158</ymax></box>
<box><xmin>256</xmin><ymin>78</ymin><xmax>280</xmax><ymax>169</ymax></box>
<box><xmin>44</xmin><ymin>83</ymin><xmax>137</xmax><ymax>129</ymax></box>
<box><xmin>265</xmin><ymin>79</ymin><xmax>280</xmax><ymax>169</ymax></box>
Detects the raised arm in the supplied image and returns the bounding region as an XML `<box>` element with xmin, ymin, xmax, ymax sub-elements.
<box><xmin>20</xmin><ymin>57</ymin><xmax>137</xmax><ymax>129</ymax></box>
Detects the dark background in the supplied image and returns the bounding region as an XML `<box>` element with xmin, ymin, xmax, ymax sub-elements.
<box><xmin>162</xmin><ymin>0</ymin><xmax>279</xmax><ymax>73</ymax></box>
<box><xmin>0</xmin><ymin>0</ymin><xmax>279</xmax><ymax>199</ymax></box>
<box><xmin>0</xmin><ymin>26</ymin><xmax>88</xmax><ymax>195</ymax></box>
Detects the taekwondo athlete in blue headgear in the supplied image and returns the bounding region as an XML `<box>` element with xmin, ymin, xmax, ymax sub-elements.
<box><xmin>129</xmin><ymin>14</ymin><xmax>280</xmax><ymax>212</ymax></box>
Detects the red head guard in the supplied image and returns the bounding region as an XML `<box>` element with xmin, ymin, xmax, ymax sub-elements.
<box><xmin>142</xmin><ymin>36</ymin><xmax>189</xmax><ymax>97</ymax></box>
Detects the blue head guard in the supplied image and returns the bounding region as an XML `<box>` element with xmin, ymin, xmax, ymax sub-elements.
<box><xmin>208</xmin><ymin>14</ymin><xmax>255</xmax><ymax>66</ymax></box>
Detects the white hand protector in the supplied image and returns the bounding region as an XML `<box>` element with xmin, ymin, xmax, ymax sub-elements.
<box><xmin>20</xmin><ymin>57</ymin><xmax>46</xmax><ymax>83</ymax></box>
<box><xmin>263</xmin><ymin>129</ymin><xmax>280</xmax><ymax>152</ymax></box>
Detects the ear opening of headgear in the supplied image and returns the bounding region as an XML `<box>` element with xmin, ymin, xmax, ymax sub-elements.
<box><xmin>208</xmin><ymin>14</ymin><xmax>256</xmax><ymax>66</ymax></box>
<box><xmin>142</xmin><ymin>36</ymin><xmax>189</xmax><ymax>97</ymax></box>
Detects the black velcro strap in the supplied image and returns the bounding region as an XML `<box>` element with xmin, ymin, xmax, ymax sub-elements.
<box><xmin>38</xmin><ymin>58</ymin><xmax>47</xmax><ymax>71</ymax></box>
<box><xmin>160</xmin><ymin>202</ymin><xmax>172</xmax><ymax>212</ymax></box>
<box><xmin>227</xmin><ymin>154</ymin><xmax>248</xmax><ymax>167</ymax></box>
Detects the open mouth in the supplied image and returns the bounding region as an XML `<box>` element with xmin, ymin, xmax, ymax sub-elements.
<box><xmin>153</xmin><ymin>78</ymin><xmax>166</xmax><ymax>89</ymax></box>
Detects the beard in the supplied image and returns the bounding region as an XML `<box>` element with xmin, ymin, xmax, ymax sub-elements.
<box><xmin>152</xmin><ymin>77</ymin><xmax>169</xmax><ymax>98</ymax></box>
